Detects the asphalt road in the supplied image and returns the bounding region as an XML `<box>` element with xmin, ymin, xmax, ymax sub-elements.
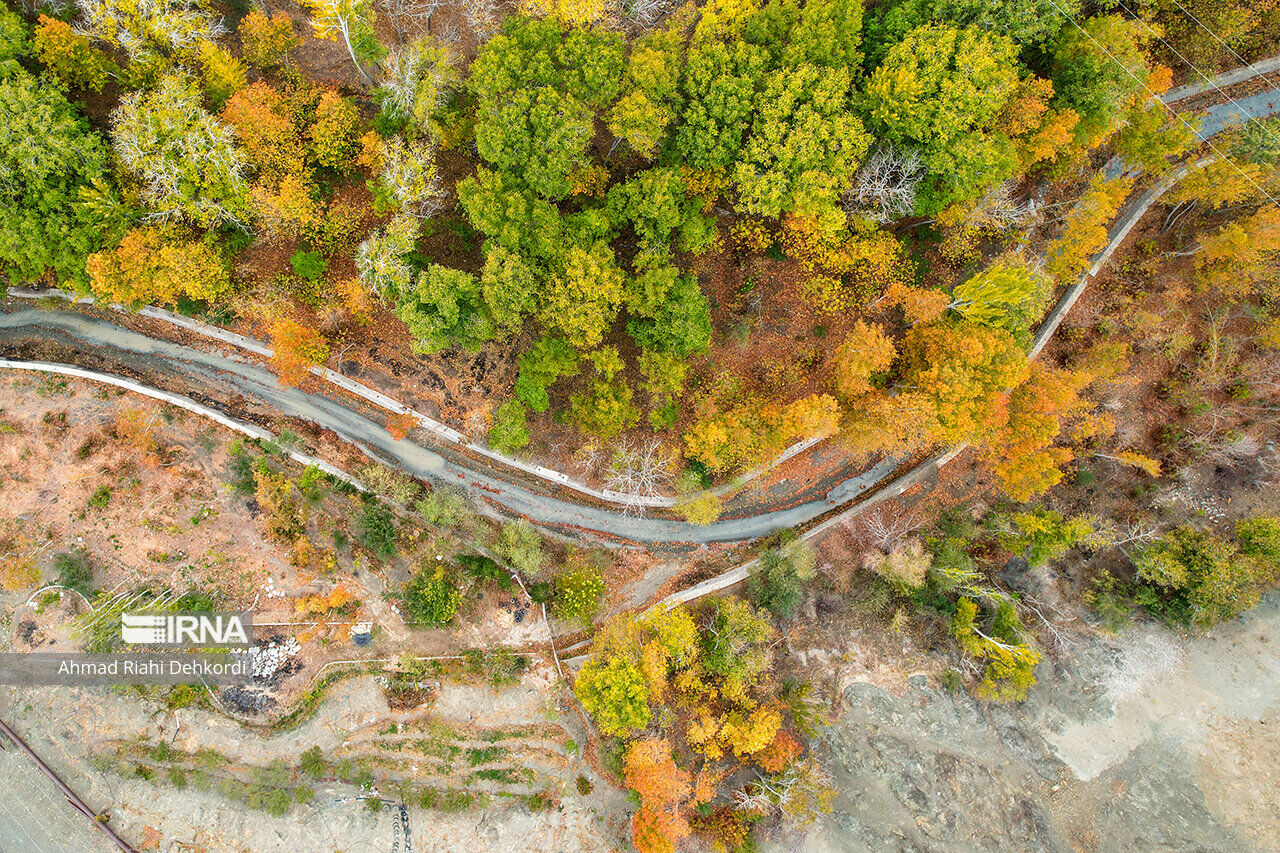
<box><xmin>0</xmin><ymin>309</ymin><xmax>899</xmax><ymax>544</ymax></box>
<box><xmin>2</xmin><ymin>82</ymin><xmax>1277</xmax><ymax>547</ymax></box>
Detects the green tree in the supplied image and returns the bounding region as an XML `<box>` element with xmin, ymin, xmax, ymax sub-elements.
<box><xmin>396</xmin><ymin>265</ymin><xmax>494</xmax><ymax>354</ymax></box>
<box><xmin>607</xmin><ymin>168</ymin><xmax>711</xmax><ymax>251</ymax></box>
<box><xmin>494</xmin><ymin>520</ymin><xmax>545</xmax><ymax>577</ymax></box>
<box><xmin>1134</xmin><ymin>526</ymin><xmax>1269</xmax><ymax>627</ymax></box>
<box><xmin>864</xmin><ymin>25</ymin><xmax>1020</xmax><ymax>151</ymax></box>
<box><xmin>748</xmin><ymin>546</ymin><xmax>804</xmax><ymax>619</ymax></box>
<box><xmin>1111</xmin><ymin>101</ymin><xmax>1195</xmax><ymax>177</ymax></box>
<box><xmin>993</xmin><ymin>509</ymin><xmax>1092</xmax><ymax>565</ymax></box>
<box><xmin>701</xmin><ymin>597</ymin><xmax>775</xmax><ymax>697</ymax></box>
<box><xmin>475</xmin><ymin>87</ymin><xmax>593</xmax><ymax>202</ymax></box>
<box><xmin>111</xmin><ymin>75</ymin><xmax>249</xmax><ymax>227</ymax></box>
<box><xmin>574</xmin><ymin>656</ymin><xmax>651</xmax><ymax>736</ymax></box>
<box><xmin>675</xmin><ymin>40</ymin><xmax>768</xmax><ymax>172</ymax></box>
<box><xmin>489</xmin><ymin>399</ymin><xmax>531</xmax><ymax>453</ymax></box>
<box><xmin>1050</xmin><ymin>14</ymin><xmax>1154</xmax><ymax>146</ymax></box>
<box><xmin>0</xmin><ymin>70</ymin><xmax>107</xmax><ymax>287</ymax></box>
<box><xmin>458</xmin><ymin>169</ymin><xmax>565</xmax><ymax>261</ymax></box>
<box><xmin>480</xmin><ymin>245</ymin><xmax>538</xmax><ymax>336</ymax></box>
<box><xmin>735</xmin><ymin>63</ymin><xmax>868</xmax><ymax>220</ymax></box>
<box><xmin>626</xmin><ymin>271</ymin><xmax>711</xmax><ymax>358</ymax></box>
<box><xmin>539</xmin><ymin>243</ymin><xmax>625</xmax><ymax>350</ymax></box>
<box><xmin>931</xmin><ymin>0</ymin><xmax>1078</xmax><ymax>48</ymax></box>
<box><xmin>608</xmin><ymin>27</ymin><xmax>683</xmax><ymax>157</ymax></box>
<box><xmin>515</xmin><ymin>336</ymin><xmax>579</xmax><ymax>412</ymax></box>
<box><xmin>553</xmin><ymin>558</ymin><xmax>605</xmax><ymax>625</ymax></box>
<box><xmin>571</xmin><ymin>376</ymin><xmax>639</xmax><ymax>439</ymax></box>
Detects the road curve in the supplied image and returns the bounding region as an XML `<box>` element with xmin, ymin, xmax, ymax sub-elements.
<box><xmin>0</xmin><ymin>309</ymin><xmax>896</xmax><ymax>544</ymax></box>
<box><xmin>2</xmin><ymin>81</ymin><xmax>1277</xmax><ymax>547</ymax></box>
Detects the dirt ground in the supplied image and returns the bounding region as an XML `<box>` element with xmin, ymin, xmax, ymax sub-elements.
<box><xmin>0</xmin><ymin>372</ymin><xmax>551</xmax><ymax>716</ymax></box>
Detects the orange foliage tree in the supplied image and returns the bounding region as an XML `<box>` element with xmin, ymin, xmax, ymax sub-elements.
<box><xmin>833</xmin><ymin>321</ymin><xmax>895</xmax><ymax>400</ymax></box>
<box><xmin>1044</xmin><ymin>175</ymin><xmax>1133</xmax><ymax>282</ymax></box>
<box><xmin>269</xmin><ymin>318</ymin><xmax>330</xmax><ymax>386</ymax></box>
<box><xmin>901</xmin><ymin>318</ymin><xmax>1030</xmax><ymax>445</ymax></box>
<box><xmin>985</xmin><ymin>363</ymin><xmax>1088</xmax><ymax>500</ymax></box>
<box><xmin>625</xmin><ymin>738</ymin><xmax>693</xmax><ymax>853</ymax></box>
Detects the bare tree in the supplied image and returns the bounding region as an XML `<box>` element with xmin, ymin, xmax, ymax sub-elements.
<box><xmin>853</xmin><ymin>507</ymin><xmax>919</xmax><ymax>552</ymax></box>
<box><xmin>603</xmin><ymin>439</ymin><xmax>674</xmax><ymax>515</ymax></box>
<box><xmin>1103</xmin><ymin>631</ymin><xmax>1184</xmax><ymax>703</ymax></box>
<box><xmin>378</xmin><ymin>0</ymin><xmax>440</xmax><ymax>44</ymax></box>
<box><xmin>844</xmin><ymin>144</ymin><xmax>924</xmax><ymax>224</ymax></box>
<box><xmin>612</xmin><ymin>0</ymin><xmax>679</xmax><ymax>28</ymax></box>
<box><xmin>966</xmin><ymin>180</ymin><xmax>1040</xmax><ymax>234</ymax></box>
<box><xmin>463</xmin><ymin>0</ymin><xmax>497</xmax><ymax>42</ymax></box>
<box><xmin>379</xmin><ymin>37</ymin><xmax>456</xmax><ymax>127</ymax></box>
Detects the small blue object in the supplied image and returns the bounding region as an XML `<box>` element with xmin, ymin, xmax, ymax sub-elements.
<box><xmin>352</xmin><ymin>632</ymin><xmax>373</xmax><ymax>646</ymax></box>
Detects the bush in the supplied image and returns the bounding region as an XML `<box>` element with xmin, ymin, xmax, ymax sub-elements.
<box><xmin>553</xmin><ymin>559</ymin><xmax>605</xmax><ymax>625</ymax></box>
<box><xmin>299</xmin><ymin>746</ymin><xmax>327</xmax><ymax>779</ymax></box>
<box><xmin>53</xmin><ymin>551</ymin><xmax>95</xmax><ymax>596</ymax></box>
<box><xmin>493</xmin><ymin>520</ymin><xmax>545</xmax><ymax>577</ymax></box>
<box><xmin>457</xmin><ymin>553</ymin><xmax>511</xmax><ymax>588</ymax></box>
<box><xmin>358</xmin><ymin>503</ymin><xmax>398</xmax><ymax>559</ymax></box>
<box><xmin>402</xmin><ymin>566</ymin><xmax>461</xmax><ymax>625</ymax></box>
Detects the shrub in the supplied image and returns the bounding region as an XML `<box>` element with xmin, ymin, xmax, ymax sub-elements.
<box><xmin>53</xmin><ymin>551</ymin><xmax>95</xmax><ymax>596</ymax></box>
<box><xmin>88</xmin><ymin>485</ymin><xmax>112</xmax><ymax>510</ymax></box>
<box><xmin>299</xmin><ymin>746</ymin><xmax>327</xmax><ymax>779</ymax></box>
<box><xmin>358</xmin><ymin>503</ymin><xmax>398</xmax><ymax>559</ymax></box>
<box><xmin>553</xmin><ymin>559</ymin><xmax>605</xmax><ymax>625</ymax></box>
<box><xmin>290</xmin><ymin>249</ymin><xmax>327</xmax><ymax>282</ymax></box>
<box><xmin>401</xmin><ymin>566</ymin><xmax>461</xmax><ymax>625</ymax></box>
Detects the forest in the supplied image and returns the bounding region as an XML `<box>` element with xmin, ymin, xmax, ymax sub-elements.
<box><xmin>5</xmin><ymin>0</ymin><xmax>1278</xmax><ymax>525</ymax></box>
<box><xmin>4</xmin><ymin>0</ymin><xmax>1280</xmax><ymax>848</ymax></box>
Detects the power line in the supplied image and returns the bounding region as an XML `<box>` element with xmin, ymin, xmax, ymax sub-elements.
<box><xmin>1166</xmin><ymin>0</ymin><xmax>1280</xmax><ymax>94</ymax></box>
<box><xmin>1043</xmin><ymin>0</ymin><xmax>1280</xmax><ymax>208</ymax></box>
<box><xmin>1117</xmin><ymin>1</ymin><xmax>1280</xmax><ymax>152</ymax></box>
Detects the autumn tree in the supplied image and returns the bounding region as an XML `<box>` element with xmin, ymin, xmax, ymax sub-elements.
<box><xmin>32</xmin><ymin>15</ymin><xmax>115</xmax><ymax>91</ymax></box>
<box><xmin>269</xmin><ymin>317</ymin><xmax>331</xmax><ymax>386</ymax></box>
<box><xmin>1044</xmin><ymin>176</ymin><xmax>1133</xmax><ymax>281</ymax></box>
<box><xmin>356</xmin><ymin>213</ymin><xmax>420</xmax><ymax>297</ymax></box>
<box><xmin>985</xmin><ymin>363</ymin><xmax>1087</xmax><ymax>500</ymax></box>
<box><xmin>85</xmin><ymin>227</ymin><xmax>230</xmax><ymax>307</ymax></box>
<box><xmin>74</xmin><ymin>0</ymin><xmax>225</xmax><ymax>63</ymax></box>
<box><xmin>239</xmin><ymin>10</ymin><xmax>299</xmax><ymax>69</ymax></box>
<box><xmin>112</xmin><ymin>75</ymin><xmax>249</xmax><ymax>227</ymax></box>
<box><xmin>625</xmin><ymin>738</ymin><xmax>693</xmax><ymax>853</ymax></box>
<box><xmin>833</xmin><ymin>321</ymin><xmax>895</xmax><ymax>400</ymax></box>
<box><xmin>0</xmin><ymin>69</ymin><xmax>107</xmax><ymax>287</ymax></box>
<box><xmin>901</xmin><ymin>318</ymin><xmax>1030</xmax><ymax>445</ymax></box>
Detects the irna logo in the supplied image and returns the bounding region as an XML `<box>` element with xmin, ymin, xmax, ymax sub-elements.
<box><xmin>121</xmin><ymin>613</ymin><xmax>252</xmax><ymax>647</ymax></box>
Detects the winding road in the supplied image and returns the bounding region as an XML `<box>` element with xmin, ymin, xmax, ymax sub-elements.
<box><xmin>2</xmin><ymin>71</ymin><xmax>1277</xmax><ymax>546</ymax></box>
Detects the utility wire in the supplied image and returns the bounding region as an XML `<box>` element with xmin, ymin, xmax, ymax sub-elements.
<box><xmin>1043</xmin><ymin>0</ymin><xmax>1280</xmax><ymax>207</ymax></box>
<box><xmin>1117</xmin><ymin>1</ymin><xmax>1280</xmax><ymax>151</ymax></box>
